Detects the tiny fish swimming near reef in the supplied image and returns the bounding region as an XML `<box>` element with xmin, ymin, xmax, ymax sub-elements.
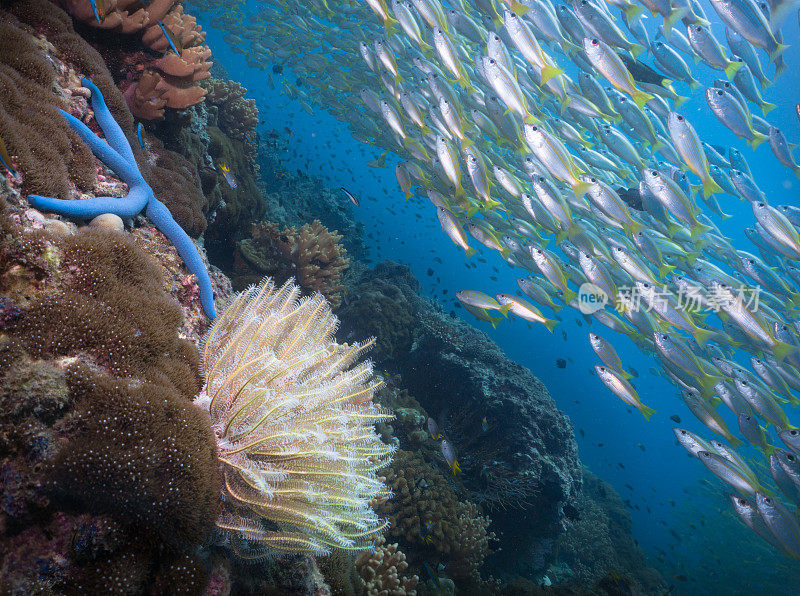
<box><xmin>427</xmin><ymin>417</ymin><xmax>442</xmax><ymax>440</ymax></box>
<box><xmin>219</xmin><ymin>163</ymin><xmax>238</xmax><ymax>189</ymax></box>
<box><xmin>136</xmin><ymin>122</ymin><xmax>145</xmax><ymax>150</ymax></box>
<box><xmin>0</xmin><ymin>135</ymin><xmax>17</xmax><ymax>175</ymax></box>
<box><xmin>340</xmin><ymin>186</ymin><xmax>360</xmax><ymax>206</ymax></box>
<box><xmin>440</xmin><ymin>439</ymin><xmax>461</xmax><ymax>474</ymax></box>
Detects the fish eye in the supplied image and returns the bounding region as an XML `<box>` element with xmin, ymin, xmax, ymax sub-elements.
<box><xmin>789</xmin><ymin>454</ymin><xmax>797</xmax><ymax>462</ymax></box>
<box><xmin>680</xmin><ymin>430</ymin><xmax>687</xmax><ymax>435</ymax></box>
<box><xmin>661</xmin><ymin>334</ymin><xmax>668</xmax><ymax>340</ymax></box>
<box><xmin>696</xmin><ymin>26</ymin><xmax>702</xmax><ymax>31</ymax></box>
<box><xmin>591</xmin><ymin>39</ymin><xmax>599</xmax><ymax>45</ymax></box>
<box><xmin>790</xmin><ymin>430</ymin><xmax>800</xmax><ymax>436</ymax></box>
<box><xmin>764</xmin><ymin>497</ymin><xmax>773</xmax><ymax>505</ymax></box>
<box><xmin>531</xmin><ymin>125</ymin><xmax>539</xmax><ymax>131</ymax></box>
<box><xmin>717</xmin><ymin>90</ymin><xmax>724</xmax><ymax>96</ymax></box>
<box><xmin>488</xmin><ymin>58</ymin><xmax>496</xmax><ymax>64</ymax></box>
<box><xmin>650</xmin><ymin>170</ymin><xmax>658</xmax><ymax>176</ymax></box>
<box><xmin>676</xmin><ymin>115</ymin><xmax>684</xmax><ymax>121</ymax></box>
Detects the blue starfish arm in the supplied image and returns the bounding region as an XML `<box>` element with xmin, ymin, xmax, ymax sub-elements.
<box><xmin>146</xmin><ymin>197</ymin><xmax>217</xmax><ymax>319</ymax></box>
<box><xmin>81</xmin><ymin>78</ymin><xmax>138</xmax><ymax>170</ymax></box>
<box><xmin>28</xmin><ymin>184</ymin><xmax>151</xmax><ymax>220</ymax></box>
<box><xmin>59</xmin><ymin>109</ymin><xmax>145</xmax><ymax>188</ymax></box>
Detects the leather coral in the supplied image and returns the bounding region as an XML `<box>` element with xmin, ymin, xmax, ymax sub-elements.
<box><xmin>64</xmin><ymin>1</ymin><xmax>211</xmax><ymax>119</ymax></box>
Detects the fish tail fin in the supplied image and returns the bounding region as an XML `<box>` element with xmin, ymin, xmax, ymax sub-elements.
<box><xmin>793</xmin><ymin>165</ymin><xmax>800</xmax><ymax>180</ymax></box>
<box><xmin>630</xmin><ymin>44</ymin><xmax>645</xmax><ymax>59</ymax></box>
<box><xmin>639</xmin><ymin>404</ymin><xmax>657</xmax><ymax>421</ymax></box>
<box><xmin>761</xmin><ymin>101</ymin><xmax>777</xmax><ymax>115</ymax></box>
<box><xmin>775</xmin><ymin>60</ymin><xmax>788</xmax><ymax>78</ymax></box>
<box><xmin>662</xmin><ymin>8</ymin><xmax>686</xmax><ymax>36</ymax></box>
<box><xmin>383</xmin><ymin>17</ymin><xmax>400</xmax><ymax>37</ymax></box>
<box><xmin>483</xmin><ymin>198</ymin><xmax>504</xmax><ymax>211</ymax></box>
<box><xmin>694</xmin><ymin>327</ymin><xmax>716</xmax><ymax>349</ymax></box>
<box><xmin>498</xmin><ymin>303</ymin><xmax>512</xmax><ymax>317</ymax></box>
<box><xmin>762</xmin><ymin>443</ymin><xmax>777</xmax><ymax>456</ymax></box>
<box><xmin>544</xmin><ymin>318</ymin><xmax>559</xmax><ymax>333</ymax></box>
<box><xmin>690</xmin><ymin>221</ymin><xmax>714</xmax><ymax>239</ymax></box>
<box><xmin>674</xmin><ymin>93</ymin><xmax>689</xmax><ymax>108</ymax></box>
<box><xmin>571</xmin><ymin>179</ymin><xmax>592</xmax><ymax>197</ymax></box>
<box><xmin>702</xmin><ymin>177</ymin><xmax>723</xmax><ymax>198</ymax></box>
<box><xmin>658</xmin><ymin>263</ymin><xmax>675</xmax><ymax>278</ymax></box>
<box><xmin>452</xmin><ymin>460</ymin><xmax>462</xmax><ymax>474</ymax></box>
<box><xmin>523</xmin><ymin>113</ymin><xmax>542</xmax><ymax>125</ymax></box>
<box><xmin>563</xmin><ymin>288</ymin><xmax>578</xmax><ymax>304</ymax></box>
<box><xmin>728</xmin><ymin>435</ymin><xmax>744</xmax><ymax>448</ymax></box>
<box><xmin>540</xmin><ymin>65</ymin><xmax>564</xmax><ymax>86</ymax></box>
<box><xmin>488</xmin><ymin>317</ymin><xmax>501</xmax><ymax>330</ymax></box>
<box><xmin>465</xmin><ymin>247</ymin><xmax>478</xmax><ymax>258</ymax></box>
<box><xmin>623</xmin><ymin>220</ymin><xmax>645</xmax><ymax>237</ymax></box>
<box><xmin>511</xmin><ymin>0</ymin><xmax>531</xmax><ymax>15</ymax></box>
<box><xmin>689</xmin><ymin>78</ymin><xmax>701</xmax><ymax>90</ymax></box>
<box><xmin>499</xmin><ymin>247</ymin><xmax>512</xmax><ymax>259</ymax></box>
<box><xmin>624</xmin><ymin>5</ymin><xmax>645</xmax><ymax>21</ymax></box>
<box><xmin>772</xmin><ymin>340</ymin><xmax>797</xmax><ymax>363</ymax></box>
<box><xmin>555</xmin><ymin>230</ymin><xmax>568</xmax><ymax>244</ymax></box>
<box><xmin>749</xmin><ymin>132</ymin><xmax>768</xmax><ymax>150</ymax></box>
<box><xmin>632</xmin><ymin>90</ymin><xmax>653</xmax><ymax>110</ymax></box>
<box><xmin>770</xmin><ymin>43</ymin><xmax>789</xmax><ymax>63</ymax></box>
<box><xmin>725</xmin><ymin>60</ymin><xmax>743</xmax><ymax>80</ymax></box>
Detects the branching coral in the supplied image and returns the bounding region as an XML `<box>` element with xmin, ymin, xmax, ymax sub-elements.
<box><xmin>196</xmin><ymin>277</ymin><xmax>394</xmax><ymax>557</ymax></box>
<box><xmin>235</xmin><ymin>220</ymin><xmax>350</xmax><ymax>308</ymax></box>
<box><xmin>356</xmin><ymin>536</ymin><xmax>419</xmax><ymax>596</ymax></box>
<box><xmin>376</xmin><ymin>450</ymin><xmax>494</xmax><ymax>583</ymax></box>
<box><xmin>203</xmin><ymin>78</ymin><xmax>259</xmax><ymax>142</ymax></box>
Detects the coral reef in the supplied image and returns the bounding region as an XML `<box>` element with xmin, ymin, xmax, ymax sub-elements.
<box><xmin>337</xmin><ymin>262</ymin><xmax>582</xmax><ymax>577</ymax></box>
<box><xmin>0</xmin><ymin>4</ymin><xmax>98</xmax><ymax>198</ymax></box>
<box><xmin>549</xmin><ymin>469</ymin><xmax>665</xmax><ymax>592</ymax></box>
<box><xmin>356</xmin><ymin>536</ymin><xmax>419</xmax><ymax>596</ymax></box>
<box><xmin>196</xmin><ymin>277</ymin><xmax>394</xmax><ymax>556</ymax></box>
<box><xmin>376</xmin><ymin>450</ymin><xmax>494</xmax><ymax>588</ymax></box>
<box><xmin>203</xmin><ymin>77</ymin><xmax>259</xmax><ymax>142</ymax></box>
<box><xmin>234</xmin><ymin>219</ymin><xmax>350</xmax><ymax>308</ymax></box>
<box><xmin>63</xmin><ymin>0</ymin><xmax>212</xmax><ymax>119</ymax></box>
<box><xmin>0</xmin><ymin>192</ymin><xmax>220</xmax><ymax>591</ymax></box>
<box><xmin>148</xmin><ymin>135</ymin><xmax>208</xmax><ymax>238</ymax></box>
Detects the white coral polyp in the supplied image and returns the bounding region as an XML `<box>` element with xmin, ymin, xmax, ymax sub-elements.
<box><xmin>196</xmin><ymin>278</ymin><xmax>395</xmax><ymax>557</ymax></box>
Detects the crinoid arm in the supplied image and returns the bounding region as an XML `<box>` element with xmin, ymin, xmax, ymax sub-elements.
<box><xmin>197</xmin><ymin>278</ymin><xmax>395</xmax><ymax>557</ymax></box>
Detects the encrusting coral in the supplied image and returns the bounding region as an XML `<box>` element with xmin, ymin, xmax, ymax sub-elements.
<box><xmin>234</xmin><ymin>219</ymin><xmax>350</xmax><ymax>308</ymax></box>
<box><xmin>356</xmin><ymin>536</ymin><xmax>419</xmax><ymax>596</ymax></box>
<box><xmin>196</xmin><ymin>277</ymin><xmax>395</xmax><ymax>557</ymax></box>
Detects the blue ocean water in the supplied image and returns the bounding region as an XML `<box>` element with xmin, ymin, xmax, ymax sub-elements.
<box><xmin>195</xmin><ymin>3</ymin><xmax>800</xmax><ymax>592</ymax></box>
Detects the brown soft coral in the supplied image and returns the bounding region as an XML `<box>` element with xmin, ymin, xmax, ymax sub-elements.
<box><xmin>0</xmin><ymin>11</ymin><xmax>96</xmax><ymax>198</ymax></box>
<box><xmin>203</xmin><ymin>78</ymin><xmax>259</xmax><ymax>142</ymax></box>
<box><xmin>376</xmin><ymin>450</ymin><xmax>494</xmax><ymax>584</ymax></box>
<box><xmin>0</xmin><ymin>208</ymin><xmax>218</xmax><ymax>592</ymax></box>
<box><xmin>356</xmin><ymin>536</ymin><xmax>419</xmax><ymax>596</ymax></box>
<box><xmin>147</xmin><ymin>137</ymin><xmax>207</xmax><ymax>238</ymax></box>
<box><xmin>234</xmin><ymin>219</ymin><xmax>349</xmax><ymax>308</ymax></box>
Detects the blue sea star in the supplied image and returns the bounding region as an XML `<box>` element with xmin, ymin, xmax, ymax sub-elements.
<box><xmin>27</xmin><ymin>77</ymin><xmax>216</xmax><ymax>319</ymax></box>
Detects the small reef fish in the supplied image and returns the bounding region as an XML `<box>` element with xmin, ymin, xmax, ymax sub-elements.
<box><xmin>219</xmin><ymin>163</ymin><xmax>238</xmax><ymax>189</ymax></box>
<box><xmin>440</xmin><ymin>439</ymin><xmax>461</xmax><ymax>474</ymax></box>
<box><xmin>203</xmin><ymin>0</ymin><xmax>800</xmax><ymax>561</ymax></box>
<box><xmin>136</xmin><ymin>122</ymin><xmax>145</xmax><ymax>150</ymax></box>
<box><xmin>427</xmin><ymin>417</ymin><xmax>442</xmax><ymax>440</ymax></box>
<box><xmin>340</xmin><ymin>186</ymin><xmax>360</xmax><ymax>206</ymax></box>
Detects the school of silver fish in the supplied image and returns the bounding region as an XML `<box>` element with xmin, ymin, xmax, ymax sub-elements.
<box><xmin>190</xmin><ymin>0</ymin><xmax>800</xmax><ymax>560</ymax></box>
